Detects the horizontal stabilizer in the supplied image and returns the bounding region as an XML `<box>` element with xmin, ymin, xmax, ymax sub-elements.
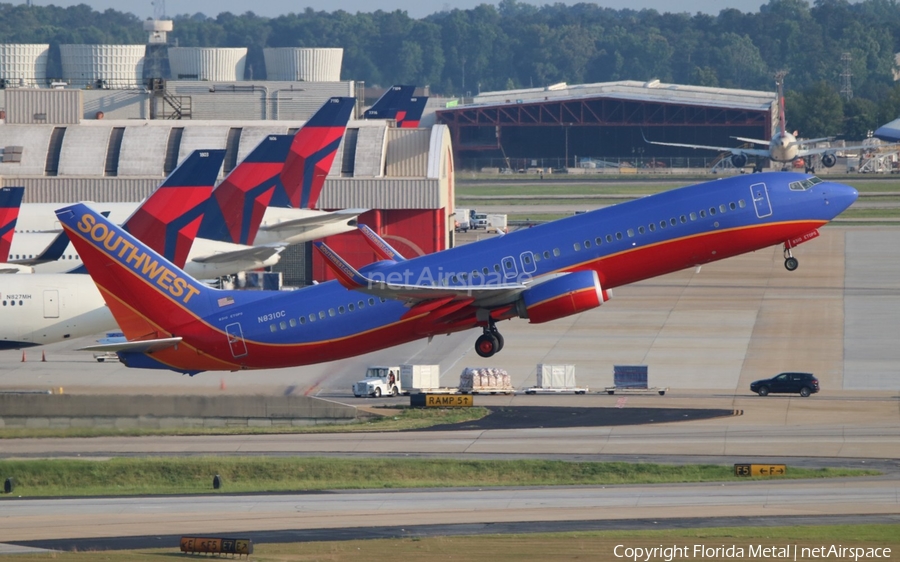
<box><xmin>258</xmin><ymin>208</ymin><xmax>364</xmax><ymax>232</ymax></box>
<box><xmin>78</xmin><ymin>336</ymin><xmax>183</xmax><ymax>354</ymax></box>
<box><xmin>190</xmin><ymin>244</ymin><xmax>283</xmax><ymax>265</ymax></box>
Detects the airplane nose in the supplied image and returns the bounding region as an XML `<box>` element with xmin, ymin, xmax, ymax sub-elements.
<box><xmin>826</xmin><ymin>182</ymin><xmax>858</xmax><ymax>216</ymax></box>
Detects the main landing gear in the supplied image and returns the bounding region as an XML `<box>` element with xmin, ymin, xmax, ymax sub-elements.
<box><xmin>475</xmin><ymin>319</ymin><xmax>505</xmax><ymax>358</ymax></box>
<box><xmin>783</xmin><ymin>245</ymin><xmax>799</xmax><ymax>271</ymax></box>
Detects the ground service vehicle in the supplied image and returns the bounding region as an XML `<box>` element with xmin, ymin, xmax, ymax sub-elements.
<box><xmin>750</xmin><ymin>372</ymin><xmax>819</xmax><ymax>397</ymax></box>
<box><xmin>455</xmin><ymin>208</ymin><xmax>471</xmax><ymax>232</ymax></box>
<box><xmin>472</xmin><ymin>212</ymin><xmax>488</xmax><ymax>229</ymax></box>
<box><xmin>353</xmin><ymin>366</ymin><xmax>401</xmax><ymax>397</ymax></box>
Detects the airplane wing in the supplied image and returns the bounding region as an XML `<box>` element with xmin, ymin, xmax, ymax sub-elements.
<box><xmin>730</xmin><ymin>136</ymin><xmax>772</xmax><ymax>146</ymax></box>
<box><xmin>643</xmin><ymin>132</ymin><xmax>771</xmax><ymax>157</ymax></box>
<box><xmin>258</xmin><ymin>209</ymin><xmax>365</xmax><ymax>233</ymax></box>
<box><xmin>315</xmin><ymin>241</ymin><xmax>526</xmax><ymax>306</ymax></box>
<box><xmin>0</xmin><ymin>263</ymin><xmax>34</xmax><ymax>274</ymax></box>
<box><xmin>78</xmin><ymin>337</ymin><xmax>183</xmax><ymax>354</ymax></box>
<box><xmin>797</xmin><ymin>143</ymin><xmax>875</xmax><ymax>157</ymax></box>
<box><xmin>191</xmin><ymin>245</ymin><xmax>283</xmax><ymax>265</ymax></box>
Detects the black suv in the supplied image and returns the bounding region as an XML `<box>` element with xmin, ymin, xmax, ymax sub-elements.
<box><xmin>750</xmin><ymin>372</ymin><xmax>819</xmax><ymax>397</ymax></box>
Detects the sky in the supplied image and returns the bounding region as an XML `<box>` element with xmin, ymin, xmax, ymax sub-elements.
<box><xmin>24</xmin><ymin>0</ymin><xmax>789</xmax><ymax>20</ymax></box>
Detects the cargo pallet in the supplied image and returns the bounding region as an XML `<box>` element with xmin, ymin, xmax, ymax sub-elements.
<box><xmin>604</xmin><ymin>387</ymin><xmax>667</xmax><ymax>396</ymax></box>
<box><xmin>524</xmin><ymin>387</ymin><xmax>589</xmax><ymax>395</ymax></box>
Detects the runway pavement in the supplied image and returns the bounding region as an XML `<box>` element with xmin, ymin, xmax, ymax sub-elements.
<box><xmin>1</xmin><ymin>225</ymin><xmax>899</xmax><ymax>551</ymax></box>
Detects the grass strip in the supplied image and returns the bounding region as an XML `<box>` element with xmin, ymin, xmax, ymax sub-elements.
<box><xmin>0</xmin><ymin>457</ymin><xmax>879</xmax><ymax>497</ymax></box>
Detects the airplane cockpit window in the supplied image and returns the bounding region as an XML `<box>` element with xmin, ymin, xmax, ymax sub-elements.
<box><xmin>789</xmin><ymin>177</ymin><xmax>823</xmax><ymax>191</ymax></box>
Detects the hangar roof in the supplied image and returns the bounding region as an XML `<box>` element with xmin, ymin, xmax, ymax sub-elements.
<box><xmin>472</xmin><ymin>80</ymin><xmax>775</xmax><ymax>112</ymax></box>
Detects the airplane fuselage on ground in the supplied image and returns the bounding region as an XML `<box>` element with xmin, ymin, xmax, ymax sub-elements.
<box><xmin>59</xmin><ymin>172</ymin><xmax>858</xmax><ymax>374</ymax></box>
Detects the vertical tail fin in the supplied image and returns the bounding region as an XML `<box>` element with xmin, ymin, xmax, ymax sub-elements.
<box><xmin>0</xmin><ymin>186</ymin><xmax>24</xmax><ymax>261</ymax></box>
<box><xmin>363</xmin><ymin>85</ymin><xmax>415</xmax><ymax>120</ymax></box>
<box><xmin>776</xmin><ymin>73</ymin><xmax>787</xmax><ymax>136</ymax></box>
<box><xmin>123</xmin><ymin>149</ymin><xmax>225</xmax><ymax>268</ymax></box>
<box><xmin>197</xmin><ymin>135</ymin><xmax>294</xmax><ymax>245</ymax></box>
<box><xmin>397</xmin><ymin>95</ymin><xmax>428</xmax><ymax>128</ymax></box>
<box><xmin>56</xmin><ymin>202</ymin><xmax>217</xmax><ymax>337</ymax></box>
<box><xmin>273</xmin><ymin>96</ymin><xmax>355</xmax><ymax>209</ymax></box>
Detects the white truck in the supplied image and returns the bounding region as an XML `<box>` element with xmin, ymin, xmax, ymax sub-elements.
<box><xmin>471</xmin><ymin>212</ymin><xmax>488</xmax><ymax>230</ymax></box>
<box><xmin>352</xmin><ymin>366</ymin><xmax>401</xmax><ymax>397</ymax></box>
<box><xmin>352</xmin><ymin>364</ymin><xmax>441</xmax><ymax>397</ymax></box>
<box><xmin>454</xmin><ymin>208</ymin><xmax>472</xmax><ymax>232</ymax></box>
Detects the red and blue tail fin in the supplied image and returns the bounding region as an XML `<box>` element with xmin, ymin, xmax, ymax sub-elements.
<box><xmin>363</xmin><ymin>85</ymin><xmax>415</xmax><ymax>120</ymax></box>
<box><xmin>0</xmin><ymin>186</ymin><xmax>24</xmax><ymax>261</ymax></box>
<box><xmin>197</xmin><ymin>135</ymin><xmax>293</xmax><ymax>245</ymax></box>
<box><xmin>123</xmin><ymin>149</ymin><xmax>225</xmax><ymax>268</ymax></box>
<box><xmin>397</xmin><ymin>95</ymin><xmax>428</xmax><ymax>128</ymax></box>
<box><xmin>273</xmin><ymin>96</ymin><xmax>355</xmax><ymax>209</ymax></box>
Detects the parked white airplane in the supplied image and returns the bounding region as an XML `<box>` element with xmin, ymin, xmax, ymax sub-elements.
<box><xmin>643</xmin><ymin>74</ymin><xmax>876</xmax><ymax>173</ymax></box>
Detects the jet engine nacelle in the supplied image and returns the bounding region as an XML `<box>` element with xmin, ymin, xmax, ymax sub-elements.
<box><xmin>731</xmin><ymin>153</ymin><xmax>748</xmax><ymax>168</ymax></box>
<box><xmin>516</xmin><ymin>270</ymin><xmax>611</xmax><ymax>324</ymax></box>
<box><xmin>821</xmin><ymin>153</ymin><xmax>837</xmax><ymax>168</ymax></box>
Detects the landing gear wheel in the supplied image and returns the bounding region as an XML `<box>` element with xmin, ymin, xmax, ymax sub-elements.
<box><xmin>475</xmin><ymin>333</ymin><xmax>499</xmax><ymax>358</ymax></box>
<box><xmin>492</xmin><ymin>331</ymin><xmax>504</xmax><ymax>352</ymax></box>
<box><xmin>785</xmin><ymin>257</ymin><xmax>799</xmax><ymax>271</ymax></box>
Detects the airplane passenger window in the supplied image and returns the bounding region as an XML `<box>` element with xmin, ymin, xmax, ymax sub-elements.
<box><xmin>318</xmin><ymin>311</ymin><xmax>326</xmax><ymax>319</ymax></box>
<box><xmin>670</xmin><ymin>218</ymin><xmax>677</xmax><ymax>226</ymax></box>
<box><xmin>348</xmin><ymin>304</ymin><xmax>355</xmax><ymax>312</ymax></box>
<box><xmin>369</xmin><ymin>298</ymin><xmax>376</xmax><ymax>305</ymax></box>
<box><xmin>699</xmin><ymin>210</ymin><xmax>707</xmax><ymax>218</ymax></box>
<box><xmin>300</xmin><ymin>316</ymin><xmax>307</xmax><ymax>324</ymax></box>
<box><xmin>729</xmin><ymin>202</ymin><xmax>737</xmax><ymax>210</ymax></box>
<box><xmin>739</xmin><ymin>200</ymin><xmax>746</xmax><ymax>208</ymax></box>
<box><xmin>573</xmin><ymin>242</ymin><xmax>581</xmax><ymax>251</ymax></box>
<box><xmin>606</xmin><ymin>234</ymin><xmax>613</xmax><ymax>243</ymax></box>
<box><xmin>709</xmin><ymin>207</ymin><xmax>716</xmax><ymax>215</ymax></box>
<box><xmin>533</xmin><ymin>254</ymin><xmax>541</xmax><ymax>262</ymax></box>
<box><xmin>338</xmin><ymin>306</ymin><xmax>345</xmax><ymax>314</ymax></box>
<box><xmin>627</xmin><ymin>229</ymin><xmax>634</xmax><ymax>237</ymax></box>
<box><xmin>616</xmin><ymin>232</ymin><xmax>623</xmax><ymax>240</ymax></box>
<box><xmin>690</xmin><ymin>212</ymin><xmax>697</xmax><ymax>220</ymax></box>
<box><xmin>638</xmin><ymin>226</ymin><xmax>645</xmax><ymax>234</ymax></box>
<box><xmin>648</xmin><ymin>223</ymin><xmax>655</xmax><ymax>232</ymax></box>
<box><xmin>719</xmin><ymin>204</ymin><xmax>727</xmax><ymax>213</ymax></box>
<box><xmin>680</xmin><ymin>215</ymin><xmax>687</xmax><ymax>223</ymax></box>
<box><xmin>359</xmin><ymin>300</ymin><xmax>365</xmax><ymax>308</ymax></box>
<box><xmin>309</xmin><ymin>314</ymin><xmax>316</xmax><ymax>322</ymax></box>
<box><xmin>380</xmin><ymin>298</ymin><xmax>386</xmax><ymax>302</ymax></box>
<box><xmin>523</xmin><ymin>255</ymin><xmax>533</xmax><ymax>265</ymax></box>
<box><xmin>483</xmin><ymin>267</ymin><xmax>489</xmax><ymax>275</ymax></box>
<box><xmin>270</xmin><ymin>324</ymin><xmax>277</xmax><ymax>332</ymax></box>
<box><xmin>290</xmin><ymin>318</ymin><xmax>297</xmax><ymax>327</ymax></box>
<box><xmin>328</xmin><ymin>308</ymin><xmax>336</xmax><ymax>317</ymax></box>
<box><xmin>595</xmin><ymin>237</ymin><xmax>603</xmax><ymax>245</ymax></box>
<box><xmin>659</xmin><ymin>221</ymin><xmax>667</xmax><ymax>229</ymax></box>
<box><xmin>494</xmin><ymin>264</ymin><xmax>501</xmax><ymax>272</ymax></box>
<box><xmin>584</xmin><ymin>240</ymin><xmax>591</xmax><ymax>248</ymax></box>
<box><xmin>544</xmin><ymin>251</ymin><xmax>551</xmax><ymax>259</ymax></box>
<box><xmin>553</xmin><ymin>248</ymin><xmax>561</xmax><ymax>256</ymax></box>
<box><xmin>280</xmin><ymin>321</ymin><xmax>287</xmax><ymax>330</ymax></box>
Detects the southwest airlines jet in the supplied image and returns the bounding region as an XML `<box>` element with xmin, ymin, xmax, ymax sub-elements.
<box><xmin>58</xmin><ymin>172</ymin><xmax>857</xmax><ymax>374</ymax></box>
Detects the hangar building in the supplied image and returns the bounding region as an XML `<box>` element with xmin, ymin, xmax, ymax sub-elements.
<box><xmin>436</xmin><ymin>80</ymin><xmax>777</xmax><ymax>171</ymax></box>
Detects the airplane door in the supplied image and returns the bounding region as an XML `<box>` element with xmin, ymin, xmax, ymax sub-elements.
<box><xmin>519</xmin><ymin>251</ymin><xmax>537</xmax><ymax>275</ymax></box>
<box><xmin>225</xmin><ymin>322</ymin><xmax>248</xmax><ymax>358</ymax></box>
<box><xmin>750</xmin><ymin>183</ymin><xmax>772</xmax><ymax>218</ymax></box>
<box><xmin>501</xmin><ymin>256</ymin><xmax>518</xmax><ymax>279</ymax></box>
<box><xmin>43</xmin><ymin>290</ymin><xmax>59</xmax><ymax>319</ymax></box>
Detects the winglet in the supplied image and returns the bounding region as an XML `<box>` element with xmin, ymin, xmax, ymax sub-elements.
<box><xmin>0</xmin><ymin>186</ymin><xmax>24</xmax><ymax>261</ymax></box>
<box><xmin>313</xmin><ymin>241</ymin><xmax>370</xmax><ymax>289</ymax></box>
<box><xmin>358</xmin><ymin>224</ymin><xmax>406</xmax><ymax>262</ymax></box>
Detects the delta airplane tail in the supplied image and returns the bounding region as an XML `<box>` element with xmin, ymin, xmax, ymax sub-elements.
<box><xmin>273</xmin><ymin>96</ymin><xmax>355</xmax><ymax>209</ymax></box>
<box><xmin>0</xmin><ymin>186</ymin><xmax>24</xmax><ymax>261</ymax></box>
<box><xmin>363</xmin><ymin>85</ymin><xmax>415</xmax><ymax>120</ymax></box>
<box><xmin>122</xmin><ymin>149</ymin><xmax>226</xmax><ymax>268</ymax></box>
<box><xmin>197</xmin><ymin>135</ymin><xmax>294</xmax><ymax>246</ymax></box>
<box><xmin>397</xmin><ymin>95</ymin><xmax>428</xmax><ymax>128</ymax></box>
